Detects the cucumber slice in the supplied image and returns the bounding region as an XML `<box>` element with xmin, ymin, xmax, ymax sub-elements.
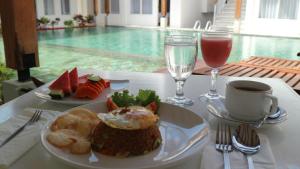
<box><xmin>88</xmin><ymin>74</ymin><xmax>101</xmax><ymax>82</ymax></box>
<box><xmin>49</xmin><ymin>89</ymin><xmax>64</xmax><ymax>100</ymax></box>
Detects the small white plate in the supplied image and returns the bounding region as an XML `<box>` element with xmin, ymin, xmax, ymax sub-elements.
<box><xmin>35</xmin><ymin>80</ymin><xmax>129</xmax><ymax>105</ymax></box>
<box><xmin>41</xmin><ymin>102</ymin><xmax>209</xmax><ymax>169</ymax></box>
<box><xmin>206</xmin><ymin>98</ymin><xmax>287</xmax><ymax>125</ymax></box>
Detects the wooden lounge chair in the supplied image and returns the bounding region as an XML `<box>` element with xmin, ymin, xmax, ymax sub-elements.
<box><xmin>193</xmin><ymin>56</ymin><xmax>300</xmax><ymax>94</ymax></box>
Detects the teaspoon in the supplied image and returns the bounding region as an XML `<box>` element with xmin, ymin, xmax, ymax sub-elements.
<box><xmin>232</xmin><ymin>124</ymin><xmax>260</xmax><ymax>169</ymax></box>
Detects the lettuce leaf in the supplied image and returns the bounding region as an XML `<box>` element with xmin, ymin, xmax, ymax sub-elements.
<box><xmin>111</xmin><ymin>90</ymin><xmax>136</xmax><ymax>107</ymax></box>
<box><xmin>135</xmin><ymin>89</ymin><xmax>160</xmax><ymax>107</ymax></box>
<box><xmin>111</xmin><ymin>89</ymin><xmax>160</xmax><ymax>107</ymax></box>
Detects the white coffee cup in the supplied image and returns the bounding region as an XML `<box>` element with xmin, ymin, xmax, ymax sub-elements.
<box><xmin>225</xmin><ymin>80</ymin><xmax>278</xmax><ymax>121</ymax></box>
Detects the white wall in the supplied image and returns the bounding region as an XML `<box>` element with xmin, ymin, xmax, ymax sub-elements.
<box><xmin>180</xmin><ymin>0</ymin><xmax>202</xmax><ymax>28</ymax></box>
<box><xmin>201</xmin><ymin>0</ymin><xmax>216</xmax><ymax>13</ymax></box>
<box><xmin>170</xmin><ymin>0</ymin><xmax>204</xmax><ymax>28</ymax></box>
<box><xmin>95</xmin><ymin>0</ymin><xmax>159</xmax><ymax>27</ymax></box>
<box><xmin>169</xmin><ymin>0</ymin><xmax>182</xmax><ymax>28</ymax></box>
<box><xmin>125</xmin><ymin>0</ymin><xmax>159</xmax><ymax>26</ymax></box>
<box><xmin>243</xmin><ymin>0</ymin><xmax>300</xmax><ymax>36</ymax></box>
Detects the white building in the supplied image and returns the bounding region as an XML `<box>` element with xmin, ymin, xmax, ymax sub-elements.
<box><xmin>35</xmin><ymin>0</ymin><xmax>94</xmax><ymax>27</ymax></box>
<box><xmin>209</xmin><ymin>0</ymin><xmax>300</xmax><ymax>36</ymax></box>
<box><xmin>35</xmin><ymin>0</ymin><xmax>215</xmax><ymax>28</ymax></box>
<box><xmin>242</xmin><ymin>0</ymin><xmax>300</xmax><ymax>36</ymax></box>
<box><xmin>95</xmin><ymin>0</ymin><xmax>159</xmax><ymax>26</ymax></box>
<box><xmin>36</xmin><ymin>0</ymin><xmax>300</xmax><ymax>36</ymax></box>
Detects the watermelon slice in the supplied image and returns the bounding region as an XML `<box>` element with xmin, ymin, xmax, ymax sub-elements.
<box><xmin>49</xmin><ymin>71</ymin><xmax>72</xmax><ymax>95</ymax></box>
<box><xmin>69</xmin><ymin>67</ymin><xmax>78</xmax><ymax>92</ymax></box>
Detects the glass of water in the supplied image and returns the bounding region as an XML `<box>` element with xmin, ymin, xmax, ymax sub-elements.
<box><xmin>164</xmin><ymin>35</ymin><xmax>198</xmax><ymax>106</ymax></box>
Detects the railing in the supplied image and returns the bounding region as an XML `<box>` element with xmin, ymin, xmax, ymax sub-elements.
<box><xmin>204</xmin><ymin>21</ymin><xmax>212</xmax><ymax>31</ymax></box>
<box><xmin>193</xmin><ymin>20</ymin><xmax>201</xmax><ymax>30</ymax></box>
<box><xmin>213</xmin><ymin>0</ymin><xmax>228</xmax><ymax>24</ymax></box>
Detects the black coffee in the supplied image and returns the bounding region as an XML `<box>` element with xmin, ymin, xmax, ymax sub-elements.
<box><xmin>235</xmin><ymin>87</ymin><xmax>264</xmax><ymax>92</ymax></box>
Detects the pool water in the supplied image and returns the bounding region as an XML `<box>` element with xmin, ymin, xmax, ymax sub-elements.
<box><xmin>0</xmin><ymin>26</ymin><xmax>299</xmax><ymax>81</ymax></box>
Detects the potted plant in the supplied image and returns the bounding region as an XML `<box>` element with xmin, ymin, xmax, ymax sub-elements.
<box><xmin>64</xmin><ymin>20</ymin><xmax>74</xmax><ymax>28</ymax></box>
<box><xmin>39</xmin><ymin>17</ymin><xmax>50</xmax><ymax>29</ymax></box>
<box><xmin>73</xmin><ymin>14</ymin><xmax>87</xmax><ymax>27</ymax></box>
<box><xmin>85</xmin><ymin>15</ymin><xmax>94</xmax><ymax>24</ymax></box>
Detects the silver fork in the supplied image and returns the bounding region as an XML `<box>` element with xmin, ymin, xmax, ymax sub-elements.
<box><xmin>216</xmin><ymin>122</ymin><xmax>233</xmax><ymax>169</ymax></box>
<box><xmin>0</xmin><ymin>110</ymin><xmax>42</xmax><ymax>148</ymax></box>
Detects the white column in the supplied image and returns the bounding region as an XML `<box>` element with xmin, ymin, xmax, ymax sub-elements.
<box><xmin>244</xmin><ymin>0</ymin><xmax>258</xmax><ymax>33</ymax></box>
<box><xmin>81</xmin><ymin>0</ymin><xmax>88</xmax><ymax>16</ymax></box>
<box><xmin>35</xmin><ymin>0</ymin><xmax>45</xmax><ymax>18</ymax></box>
<box><xmin>76</xmin><ymin>0</ymin><xmax>82</xmax><ymax>14</ymax></box>
<box><xmin>54</xmin><ymin>0</ymin><xmax>61</xmax><ymax>16</ymax></box>
<box><xmin>86</xmin><ymin>0</ymin><xmax>94</xmax><ymax>15</ymax></box>
<box><xmin>170</xmin><ymin>0</ymin><xmax>182</xmax><ymax>28</ymax></box>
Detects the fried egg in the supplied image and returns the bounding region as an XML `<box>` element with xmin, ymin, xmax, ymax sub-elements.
<box><xmin>97</xmin><ymin>106</ymin><xmax>159</xmax><ymax>130</ymax></box>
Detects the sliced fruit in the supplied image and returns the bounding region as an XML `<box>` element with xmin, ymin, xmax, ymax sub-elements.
<box><xmin>86</xmin><ymin>82</ymin><xmax>102</xmax><ymax>94</ymax></box>
<box><xmin>49</xmin><ymin>71</ymin><xmax>72</xmax><ymax>95</ymax></box>
<box><xmin>49</xmin><ymin>89</ymin><xmax>64</xmax><ymax>100</ymax></box>
<box><xmin>104</xmin><ymin>80</ymin><xmax>110</xmax><ymax>88</ymax></box>
<box><xmin>96</xmin><ymin>81</ymin><xmax>106</xmax><ymax>90</ymax></box>
<box><xmin>98</xmin><ymin>79</ymin><xmax>110</xmax><ymax>88</ymax></box>
<box><xmin>107</xmin><ymin>97</ymin><xmax>119</xmax><ymax>112</ymax></box>
<box><xmin>69</xmin><ymin>67</ymin><xmax>79</xmax><ymax>92</ymax></box>
<box><xmin>75</xmin><ymin>85</ymin><xmax>99</xmax><ymax>99</ymax></box>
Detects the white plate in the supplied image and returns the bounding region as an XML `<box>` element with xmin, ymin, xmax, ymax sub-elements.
<box><xmin>41</xmin><ymin>102</ymin><xmax>209</xmax><ymax>169</ymax></box>
<box><xmin>35</xmin><ymin>80</ymin><xmax>129</xmax><ymax>105</ymax></box>
<box><xmin>207</xmin><ymin>98</ymin><xmax>287</xmax><ymax>125</ymax></box>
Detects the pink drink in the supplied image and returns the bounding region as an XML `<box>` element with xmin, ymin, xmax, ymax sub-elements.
<box><xmin>201</xmin><ymin>37</ymin><xmax>232</xmax><ymax>68</ymax></box>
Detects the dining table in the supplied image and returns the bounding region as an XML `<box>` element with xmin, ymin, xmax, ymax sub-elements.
<box><xmin>0</xmin><ymin>70</ymin><xmax>300</xmax><ymax>169</ymax></box>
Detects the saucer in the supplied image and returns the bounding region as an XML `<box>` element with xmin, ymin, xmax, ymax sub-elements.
<box><xmin>206</xmin><ymin>98</ymin><xmax>287</xmax><ymax>125</ymax></box>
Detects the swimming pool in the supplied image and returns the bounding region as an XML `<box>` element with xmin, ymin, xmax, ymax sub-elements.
<box><xmin>0</xmin><ymin>26</ymin><xmax>299</xmax><ymax>81</ymax></box>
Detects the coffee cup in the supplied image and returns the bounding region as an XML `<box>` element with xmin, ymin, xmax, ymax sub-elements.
<box><xmin>225</xmin><ymin>80</ymin><xmax>278</xmax><ymax>121</ymax></box>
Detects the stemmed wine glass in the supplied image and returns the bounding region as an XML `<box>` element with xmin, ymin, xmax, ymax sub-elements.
<box><xmin>200</xmin><ymin>31</ymin><xmax>232</xmax><ymax>100</ymax></box>
<box><xmin>164</xmin><ymin>35</ymin><xmax>198</xmax><ymax>106</ymax></box>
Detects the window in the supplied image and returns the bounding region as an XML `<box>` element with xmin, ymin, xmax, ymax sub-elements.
<box><xmin>259</xmin><ymin>0</ymin><xmax>299</xmax><ymax>19</ymax></box>
<box><xmin>131</xmin><ymin>0</ymin><xmax>153</xmax><ymax>14</ymax></box>
<box><xmin>259</xmin><ymin>0</ymin><xmax>278</xmax><ymax>18</ymax></box>
<box><xmin>131</xmin><ymin>0</ymin><xmax>140</xmax><ymax>14</ymax></box>
<box><xmin>142</xmin><ymin>0</ymin><xmax>152</xmax><ymax>14</ymax></box>
<box><xmin>44</xmin><ymin>0</ymin><xmax>55</xmax><ymax>15</ymax></box>
<box><xmin>278</xmin><ymin>0</ymin><xmax>299</xmax><ymax>19</ymax></box>
<box><xmin>111</xmin><ymin>0</ymin><xmax>120</xmax><ymax>14</ymax></box>
<box><xmin>61</xmin><ymin>0</ymin><xmax>70</xmax><ymax>15</ymax></box>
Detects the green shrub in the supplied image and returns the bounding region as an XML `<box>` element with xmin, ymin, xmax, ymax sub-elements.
<box><xmin>86</xmin><ymin>15</ymin><xmax>94</xmax><ymax>23</ymax></box>
<box><xmin>64</xmin><ymin>20</ymin><xmax>74</xmax><ymax>28</ymax></box>
<box><xmin>39</xmin><ymin>17</ymin><xmax>50</xmax><ymax>25</ymax></box>
<box><xmin>0</xmin><ymin>63</ymin><xmax>16</xmax><ymax>101</ymax></box>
